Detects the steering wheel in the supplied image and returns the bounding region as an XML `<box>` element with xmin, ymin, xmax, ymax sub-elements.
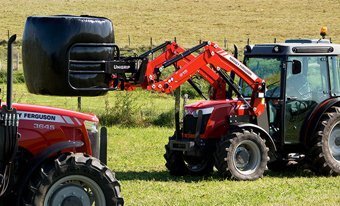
<box><xmin>266</xmin><ymin>81</ymin><xmax>280</xmax><ymax>98</ymax></box>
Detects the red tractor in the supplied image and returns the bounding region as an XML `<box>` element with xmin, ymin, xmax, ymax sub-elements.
<box><xmin>0</xmin><ymin>35</ymin><xmax>123</xmax><ymax>205</ymax></box>
<box><xmin>22</xmin><ymin>15</ymin><xmax>340</xmax><ymax>182</ymax></box>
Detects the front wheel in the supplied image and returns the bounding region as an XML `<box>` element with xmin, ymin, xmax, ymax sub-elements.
<box><xmin>164</xmin><ymin>138</ymin><xmax>214</xmax><ymax>176</ymax></box>
<box><xmin>23</xmin><ymin>153</ymin><xmax>124</xmax><ymax>206</ymax></box>
<box><xmin>215</xmin><ymin>130</ymin><xmax>269</xmax><ymax>180</ymax></box>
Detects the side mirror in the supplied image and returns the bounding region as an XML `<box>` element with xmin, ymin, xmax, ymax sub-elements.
<box><xmin>292</xmin><ymin>60</ymin><xmax>302</xmax><ymax>75</ymax></box>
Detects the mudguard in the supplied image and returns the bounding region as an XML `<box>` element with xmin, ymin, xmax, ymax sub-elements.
<box><xmin>301</xmin><ymin>97</ymin><xmax>340</xmax><ymax>146</ymax></box>
<box><xmin>229</xmin><ymin>123</ymin><xmax>277</xmax><ymax>152</ymax></box>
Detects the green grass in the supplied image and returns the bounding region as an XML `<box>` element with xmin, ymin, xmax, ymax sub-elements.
<box><xmin>107</xmin><ymin>126</ymin><xmax>340</xmax><ymax>206</ymax></box>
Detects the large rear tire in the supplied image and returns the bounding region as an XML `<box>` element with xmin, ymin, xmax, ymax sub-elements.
<box><xmin>215</xmin><ymin>130</ymin><xmax>269</xmax><ymax>180</ymax></box>
<box><xmin>23</xmin><ymin>153</ymin><xmax>124</xmax><ymax>206</ymax></box>
<box><xmin>310</xmin><ymin>106</ymin><xmax>340</xmax><ymax>175</ymax></box>
<box><xmin>164</xmin><ymin>138</ymin><xmax>214</xmax><ymax>176</ymax></box>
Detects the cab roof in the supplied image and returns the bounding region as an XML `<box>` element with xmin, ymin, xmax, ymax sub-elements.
<box><xmin>244</xmin><ymin>39</ymin><xmax>340</xmax><ymax>56</ymax></box>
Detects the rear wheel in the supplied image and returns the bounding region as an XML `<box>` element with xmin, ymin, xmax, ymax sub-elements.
<box><xmin>23</xmin><ymin>153</ymin><xmax>124</xmax><ymax>206</ymax></box>
<box><xmin>310</xmin><ymin>106</ymin><xmax>340</xmax><ymax>175</ymax></box>
<box><xmin>215</xmin><ymin>130</ymin><xmax>269</xmax><ymax>180</ymax></box>
<box><xmin>164</xmin><ymin>138</ymin><xmax>214</xmax><ymax>176</ymax></box>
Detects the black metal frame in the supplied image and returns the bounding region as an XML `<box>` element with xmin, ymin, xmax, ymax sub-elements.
<box><xmin>67</xmin><ymin>41</ymin><xmax>172</xmax><ymax>92</ymax></box>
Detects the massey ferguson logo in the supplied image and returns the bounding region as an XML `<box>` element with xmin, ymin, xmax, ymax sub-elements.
<box><xmin>227</xmin><ymin>55</ymin><xmax>257</xmax><ymax>80</ymax></box>
<box><xmin>114</xmin><ymin>65</ymin><xmax>131</xmax><ymax>70</ymax></box>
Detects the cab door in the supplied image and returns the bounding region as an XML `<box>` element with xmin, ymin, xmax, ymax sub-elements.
<box><xmin>284</xmin><ymin>56</ymin><xmax>330</xmax><ymax>144</ymax></box>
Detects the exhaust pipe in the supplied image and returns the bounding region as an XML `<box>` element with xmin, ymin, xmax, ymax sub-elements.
<box><xmin>7</xmin><ymin>35</ymin><xmax>16</xmax><ymax>110</ymax></box>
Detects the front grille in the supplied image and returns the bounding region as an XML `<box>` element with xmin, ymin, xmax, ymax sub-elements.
<box><xmin>183</xmin><ymin>114</ymin><xmax>211</xmax><ymax>135</ymax></box>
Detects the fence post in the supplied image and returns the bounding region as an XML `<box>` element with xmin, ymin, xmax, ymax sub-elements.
<box><xmin>150</xmin><ymin>37</ymin><xmax>153</xmax><ymax>60</ymax></box>
<box><xmin>15</xmin><ymin>48</ymin><xmax>19</xmax><ymax>71</ymax></box>
<box><xmin>224</xmin><ymin>38</ymin><xmax>227</xmax><ymax>50</ymax></box>
<box><xmin>183</xmin><ymin>93</ymin><xmax>188</xmax><ymax>117</ymax></box>
<box><xmin>77</xmin><ymin>97</ymin><xmax>82</xmax><ymax>111</ymax></box>
<box><xmin>128</xmin><ymin>35</ymin><xmax>131</xmax><ymax>46</ymax></box>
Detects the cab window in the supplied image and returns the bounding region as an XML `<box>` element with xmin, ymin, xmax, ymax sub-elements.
<box><xmin>242</xmin><ymin>57</ymin><xmax>282</xmax><ymax>98</ymax></box>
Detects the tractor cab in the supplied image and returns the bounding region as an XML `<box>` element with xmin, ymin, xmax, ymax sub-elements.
<box><xmin>242</xmin><ymin>36</ymin><xmax>340</xmax><ymax>153</ymax></box>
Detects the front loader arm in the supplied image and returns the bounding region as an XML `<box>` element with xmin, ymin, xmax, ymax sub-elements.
<box><xmin>147</xmin><ymin>42</ymin><xmax>265</xmax><ymax>116</ymax></box>
<box><xmin>141</xmin><ymin>42</ymin><xmax>226</xmax><ymax>99</ymax></box>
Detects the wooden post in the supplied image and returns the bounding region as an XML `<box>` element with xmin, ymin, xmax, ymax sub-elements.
<box><xmin>183</xmin><ymin>93</ymin><xmax>188</xmax><ymax>117</ymax></box>
<box><xmin>150</xmin><ymin>37</ymin><xmax>153</xmax><ymax>60</ymax></box>
<box><xmin>128</xmin><ymin>35</ymin><xmax>131</xmax><ymax>46</ymax></box>
<box><xmin>15</xmin><ymin>48</ymin><xmax>19</xmax><ymax>71</ymax></box>
<box><xmin>224</xmin><ymin>38</ymin><xmax>227</xmax><ymax>50</ymax></box>
<box><xmin>77</xmin><ymin>97</ymin><xmax>82</xmax><ymax>111</ymax></box>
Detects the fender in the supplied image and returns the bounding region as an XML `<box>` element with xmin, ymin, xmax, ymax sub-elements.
<box><xmin>301</xmin><ymin>97</ymin><xmax>340</xmax><ymax>146</ymax></box>
<box><xmin>229</xmin><ymin>123</ymin><xmax>277</xmax><ymax>152</ymax></box>
<box><xmin>15</xmin><ymin>141</ymin><xmax>84</xmax><ymax>205</ymax></box>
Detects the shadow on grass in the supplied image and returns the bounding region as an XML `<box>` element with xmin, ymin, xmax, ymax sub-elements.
<box><xmin>116</xmin><ymin>165</ymin><xmax>318</xmax><ymax>182</ymax></box>
<box><xmin>115</xmin><ymin>170</ymin><xmax>219</xmax><ymax>182</ymax></box>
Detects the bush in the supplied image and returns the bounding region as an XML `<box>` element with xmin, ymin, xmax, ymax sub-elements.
<box><xmin>99</xmin><ymin>92</ymin><xmax>140</xmax><ymax>126</ymax></box>
<box><xmin>0</xmin><ymin>71</ymin><xmax>25</xmax><ymax>83</ymax></box>
<box><xmin>152</xmin><ymin>109</ymin><xmax>175</xmax><ymax>127</ymax></box>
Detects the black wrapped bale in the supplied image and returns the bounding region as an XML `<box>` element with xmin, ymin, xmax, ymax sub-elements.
<box><xmin>22</xmin><ymin>15</ymin><xmax>115</xmax><ymax>96</ymax></box>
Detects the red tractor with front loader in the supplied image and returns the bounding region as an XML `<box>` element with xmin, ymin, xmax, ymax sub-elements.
<box><xmin>0</xmin><ymin>29</ymin><xmax>123</xmax><ymax>206</ymax></box>
<box><xmin>22</xmin><ymin>15</ymin><xmax>340</xmax><ymax>183</ymax></box>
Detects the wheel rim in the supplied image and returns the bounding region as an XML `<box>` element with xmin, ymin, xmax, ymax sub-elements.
<box><xmin>44</xmin><ymin>175</ymin><xmax>106</xmax><ymax>206</ymax></box>
<box><xmin>233</xmin><ymin>140</ymin><xmax>261</xmax><ymax>175</ymax></box>
<box><xmin>329</xmin><ymin>122</ymin><xmax>340</xmax><ymax>162</ymax></box>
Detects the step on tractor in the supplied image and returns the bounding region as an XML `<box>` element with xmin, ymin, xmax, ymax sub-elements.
<box><xmin>0</xmin><ymin>37</ymin><xmax>123</xmax><ymax>205</ymax></box>
<box><xmin>22</xmin><ymin>15</ymin><xmax>340</xmax><ymax>181</ymax></box>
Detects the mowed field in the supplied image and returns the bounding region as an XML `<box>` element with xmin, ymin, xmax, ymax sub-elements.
<box><xmin>0</xmin><ymin>0</ymin><xmax>339</xmax><ymax>47</ymax></box>
<box><xmin>1</xmin><ymin>0</ymin><xmax>340</xmax><ymax>205</ymax></box>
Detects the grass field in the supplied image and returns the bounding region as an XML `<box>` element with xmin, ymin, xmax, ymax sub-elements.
<box><xmin>9</xmin><ymin>83</ymin><xmax>340</xmax><ymax>206</ymax></box>
<box><xmin>1</xmin><ymin>0</ymin><xmax>340</xmax><ymax>205</ymax></box>
<box><xmin>0</xmin><ymin>0</ymin><xmax>339</xmax><ymax>47</ymax></box>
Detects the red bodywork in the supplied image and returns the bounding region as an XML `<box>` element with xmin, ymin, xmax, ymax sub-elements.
<box><xmin>183</xmin><ymin>99</ymin><xmax>251</xmax><ymax>139</ymax></box>
<box><xmin>6</xmin><ymin>103</ymin><xmax>97</xmax><ymax>156</ymax></box>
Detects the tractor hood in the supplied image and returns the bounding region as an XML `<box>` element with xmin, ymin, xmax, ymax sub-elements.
<box><xmin>3</xmin><ymin>103</ymin><xmax>98</xmax><ymax>123</ymax></box>
<box><xmin>184</xmin><ymin>99</ymin><xmax>239</xmax><ymax>115</ymax></box>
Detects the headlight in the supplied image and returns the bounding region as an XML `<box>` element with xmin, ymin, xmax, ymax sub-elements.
<box><xmin>184</xmin><ymin>107</ymin><xmax>214</xmax><ymax>117</ymax></box>
<box><xmin>84</xmin><ymin>120</ymin><xmax>99</xmax><ymax>158</ymax></box>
